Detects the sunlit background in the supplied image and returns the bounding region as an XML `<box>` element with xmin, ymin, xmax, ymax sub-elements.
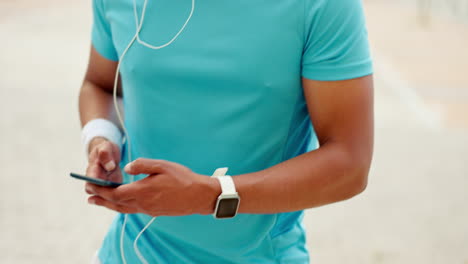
<box><xmin>1</xmin><ymin>0</ymin><xmax>467</xmax><ymax>263</ymax></box>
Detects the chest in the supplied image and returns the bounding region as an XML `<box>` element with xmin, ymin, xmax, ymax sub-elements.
<box><xmin>104</xmin><ymin>0</ymin><xmax>305</xmax><ymax>88</ymax></box>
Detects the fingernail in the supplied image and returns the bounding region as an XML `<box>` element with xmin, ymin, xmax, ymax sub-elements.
<box><xmin>104</xmin><ymin>161</ymin><xmax>116</xmax><ymax>171</ymax></box>
<box><xmin>124</xmin><ymin>162</ymin><xmax>132</xmax><ymax>173</ymax></box>
<box><xmin>88</xmin><ymin>199</ymin><xmax>96</xmax><ymax>205</ymax></box>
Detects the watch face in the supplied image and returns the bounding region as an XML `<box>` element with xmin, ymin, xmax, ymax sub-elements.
<box><xmin>216</xmin><ymin>198</ymin><xmax>240</xmax><ymax>218</ymax></box>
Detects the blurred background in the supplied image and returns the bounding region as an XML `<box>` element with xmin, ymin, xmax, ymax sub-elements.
<box><xmin>0</xmin><ymin>0</ymin><xmax>467</xmax><ymax>263</ymax></box>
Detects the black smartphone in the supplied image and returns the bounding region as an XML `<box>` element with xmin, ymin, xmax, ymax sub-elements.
<box><xmin>70</xmin><ymin>172</ymin><xmax>122</xmax><ymax>188</ymax></box>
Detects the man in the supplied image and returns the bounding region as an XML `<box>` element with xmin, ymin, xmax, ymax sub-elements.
<box><xmin>79</xmin><ymin>0</ymin><xmax>374</xmax><ymax>262</ymax></box>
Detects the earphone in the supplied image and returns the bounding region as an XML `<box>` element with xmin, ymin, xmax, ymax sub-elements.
<box><xmin>111</xmin><ymin>0</ymin><xmax>195</xmax><ymax>263</ymax></box>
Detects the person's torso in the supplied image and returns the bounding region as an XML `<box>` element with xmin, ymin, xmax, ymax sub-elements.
<box><xmin>99</xmin><ymin>0</ymin><xmax>316</xmax><ymax>262</ymax></box>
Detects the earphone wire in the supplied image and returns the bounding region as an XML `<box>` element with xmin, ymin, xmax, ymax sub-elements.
<box><xmin>111</xmin><ymin>0</ymin><xmax>195</xmax><ymax>263</ymax></box>
<box><xmin>112</xmin><ymin>29</ymin><xmax>138</xmax><ymax>264</ymax></box>
<box><xmin>134</xmin><ymin>0</ymin><xmax>195</xmax><ymax>50</ymax></box>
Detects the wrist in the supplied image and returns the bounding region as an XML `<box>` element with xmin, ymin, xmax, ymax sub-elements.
<box><xmin>201</xmin><ymin>176</ymin><xmax>221</xmax><ymax>215</ymax></box>
<box><xmin>81</xmin><ymin>118</ymin><xmax>123</xmax><ymax>155</ymax></box>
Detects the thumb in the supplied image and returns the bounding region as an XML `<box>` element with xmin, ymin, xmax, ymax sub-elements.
<box><xmin>124</xmin><ymin>158</ymin><xmax>169</xmax><ymax>175</ymax></box>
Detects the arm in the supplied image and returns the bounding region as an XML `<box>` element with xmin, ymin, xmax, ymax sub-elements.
<box><xmin>79</xmin><ymin>46</ymin><xmax>119</xmax><ymax>127</ymax></box>
<box><xmin>84</xmin><ymin>0</ymin><xmax>373</xmax><ymax>216</ymax></box>
<box><xmin>234</xmin><ymin>75</ymin><xmax>374</xmax><ymax>213</ymax></box>
<box><xmin>80</xmin><ymin>46</ymin><xmax>123</xmax><ymax>179</ymax></box>
<box><xmin>85</xmin><ymin>75</ymin><xmax>374</xmax><ymax>216</ymax></box>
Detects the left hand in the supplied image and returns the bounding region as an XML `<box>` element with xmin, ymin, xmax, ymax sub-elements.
<box><xmin>85</xmin><ymin>158</ymin><xmax>221</xmax><ymax>216</ymax></box>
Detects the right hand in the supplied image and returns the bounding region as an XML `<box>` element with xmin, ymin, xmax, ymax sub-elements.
<box><xmin>86</xmin><ymin>137</ymin><xmax>123</xmax><ymax>183</ymax></box>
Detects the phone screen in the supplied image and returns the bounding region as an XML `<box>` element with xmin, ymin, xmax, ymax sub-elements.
<box><xmin>70</xmin><ymin>173</ymin><xmax>122</xmax><ymax>188</ymax></box>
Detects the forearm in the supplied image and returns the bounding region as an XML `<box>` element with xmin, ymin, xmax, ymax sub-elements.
<box><xmin>78</xmin><ymin>79</ymin><xmax>121</xmax><ymax>128</ymax></box>
<box><xmin>233</xmin><ymin>143</ymin><xmax>371</xmax><ymax>214</ymax></box>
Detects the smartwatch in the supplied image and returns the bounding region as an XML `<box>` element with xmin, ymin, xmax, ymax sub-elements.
<box><xmin>212</xmin><ymin>168</ymin><xmax>240</xmax><ymax>219</ymax></box>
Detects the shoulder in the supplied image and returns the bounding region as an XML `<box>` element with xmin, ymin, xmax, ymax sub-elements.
<box><xmin>303</xmin><ymin>0</ymin><xmax>367</xmax><ymax>35</ymax></box>
<box><xmin>304</xmin><ymin>0</ymin><xmax>366</xmax><ymax>20</ymax></box>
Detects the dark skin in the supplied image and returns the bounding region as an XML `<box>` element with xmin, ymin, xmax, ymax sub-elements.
<box><xmin>81</xmin><ymin>46</ymin><xmax>374</xmax><ymax>216</ymax></box>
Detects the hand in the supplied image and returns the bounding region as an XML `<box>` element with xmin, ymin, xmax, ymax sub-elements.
<box><xmin>85</xmin><ymin>158</ymin><xmax>221</xmax><ymax>216</ymax></box>
<box><xmin>86</xmin><ymin>137</ymin><xmax>122</xmax><ymax>183</ymax></box>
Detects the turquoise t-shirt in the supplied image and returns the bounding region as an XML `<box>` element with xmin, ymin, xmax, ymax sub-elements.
<box><xmin>91</xmin><ymin>0</ymin><xmax>372</xmax><ymax>263</ymax></box>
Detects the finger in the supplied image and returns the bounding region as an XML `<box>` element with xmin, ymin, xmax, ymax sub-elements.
<box><xmin>97</xmin><ymin>143</ymin><xmax>117</xmax><ymax>172</ymax></box>
<box><xmin>110</xmin><ymin>143</ymin><xmax>121</xmax><ymax>163</ymax></box>
<box><xmin>88</xmin><ymin>137</ymin><xmax>107</xmax><ymax>162</ymax></box>
<box><xmin>86</xmin><ymin>163</ymin><xmax>110</xmax><ymax>180</ymax></box>
<box><xmin>88</xmin><ymin>196</ymin><xmax>139</xmax><ymax>214</ymax></box>
<box><xmin>86</xmin><ymin>183</ymin><xmax>136</xmax><ymax>202</ymax></box>
<box><xmin>105</xmin><ymin>169</ymin><xmax>123</xmax><ymax>183</ymax></box>
<box><xmin>85</xmin><ymin>182</ymin><xmax>93</xmax><ymax>195</ymax></box>
<box><xmin>124</xmin><ymin>158</ymin><xmax>169</xmax><ymax>175</ymax></box>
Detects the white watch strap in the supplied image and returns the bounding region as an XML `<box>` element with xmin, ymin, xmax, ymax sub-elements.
<box><xmin>215</xmin><ymin>175</ymin><xmax>237</xmax><ymax>195</ymax></box>
<box><xmin>212</xmin><ymin>167</ymin><xmax>228</xmax><ymax>177</ymax></box>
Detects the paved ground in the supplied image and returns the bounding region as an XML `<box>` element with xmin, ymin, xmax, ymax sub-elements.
<box><xmin>0</xmin><ymin>1</ymin><xmax>467</xmax><ymax>263</ymax></box>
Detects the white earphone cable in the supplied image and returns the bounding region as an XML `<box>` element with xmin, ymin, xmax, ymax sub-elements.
<box><xmin>134</xmin><ymin>0</ymin><xmax>195</xmax><ymax>50</ymax></box>
<box><xmin>111</xmin><ymin>0</ymin><xmax>195</xmax><ymax>263</ymax></box>
<box><xmin>133</xmin><ymin>217</ymin><xmax>158</xmax><ymax>264</ymax></box>
<box><xmin>112</xmin><ymin>29</ymin><xmax>138</xmax><ymax>264</ymax></box>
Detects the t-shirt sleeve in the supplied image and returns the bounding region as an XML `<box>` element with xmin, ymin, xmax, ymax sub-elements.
<box><xmin>302</xmin><ymin>0</ymin><xmax>373</xmax><ymax>81</ymax></box>
<box><xmin>91</xmin><ymin>0</ymin><xmax>118</xmax><ymax>61</ymax></box>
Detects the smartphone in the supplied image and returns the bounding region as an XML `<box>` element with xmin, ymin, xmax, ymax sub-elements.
<box><xmin>70</xmin><ymin>172</ymin><xmax>122</xmax><ymax>188</ymax></box>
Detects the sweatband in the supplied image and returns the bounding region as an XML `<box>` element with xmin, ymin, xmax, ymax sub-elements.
<box><xmin>81</xmin><ymin>118</ymin><xmax>123</xmax><ymax>155</ymax></box>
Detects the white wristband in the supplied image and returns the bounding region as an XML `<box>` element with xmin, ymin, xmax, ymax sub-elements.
<box><xmin>81</xmin><ymin>118</ymin><xmax>123</xmax><ymax>155</ymax></box>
